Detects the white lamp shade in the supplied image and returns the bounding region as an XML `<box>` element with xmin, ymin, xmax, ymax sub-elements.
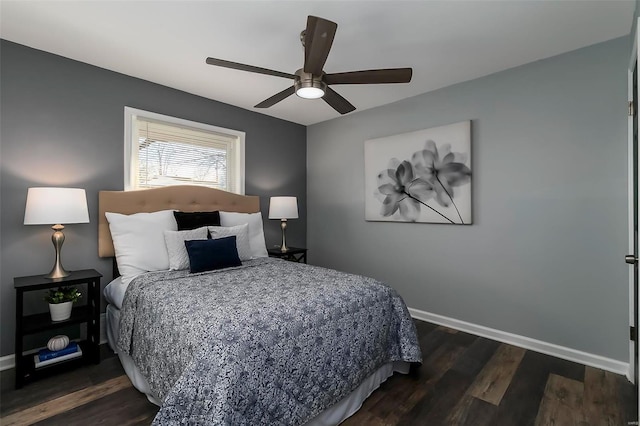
<box><xmin>269</xmin><ymin>196</ymin><xmax>298</xmax><ymax>219</ymax></box>
<box><xmin>24</xmin><ymin>187</ymin><xmax>90</xmax><ymax>225</ymax></box>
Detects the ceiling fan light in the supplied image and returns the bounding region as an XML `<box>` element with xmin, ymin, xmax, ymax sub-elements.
<box><xmin>294</xmin><ymin>70</ymin><xmax>327</xmax><ymax>99</ymax></box>
<box><xmin>296</xmin><ymin>86</ymin><xmax>325</xmax><ymax>99</ymax></box>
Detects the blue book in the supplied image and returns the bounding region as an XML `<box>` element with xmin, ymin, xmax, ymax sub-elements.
<box><xmin>34</xmin><ymin>346</ymin><xmax>82</xmax><ymax>369</ymax></box>
<box><xmin>38</xmin><ymin>342</ymin><xmax>79</xmax><ymax>361</ymax></box>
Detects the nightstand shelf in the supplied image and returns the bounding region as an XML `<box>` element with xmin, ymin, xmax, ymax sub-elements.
<box><xmin>19</xmin><ymin>340</ymin><xmax>91</xmax><ymax>384</ymax></box>
<box><xmin>22</xmin><ymin>306</ymin><xmax>92</xmax><ymax>334</ymax></box>
<box><xmin>267</xmin><ymin>247</ymin><xmax>308</xmax><ymax>264</ymax></box>
<box><xmin>14</xmin><ymin>269</ymin><xmax>102</xmax><ymax>389</ymax></box>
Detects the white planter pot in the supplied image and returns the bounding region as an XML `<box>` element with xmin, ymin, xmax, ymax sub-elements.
<box><xmin>49</xmin><ymin>301</ymin><xmax>73</xmax><ymax>322</ymax></box>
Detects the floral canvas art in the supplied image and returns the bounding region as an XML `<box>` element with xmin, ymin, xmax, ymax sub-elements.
<box><xmin>365</xmin><ymin>121</ymin><xmax>472</xmax><ymax>224</ymax></box>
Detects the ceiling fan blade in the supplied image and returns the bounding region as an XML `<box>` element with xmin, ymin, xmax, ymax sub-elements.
<box><xmin>325</xmin><ymin>68</ymin><xmax>413</xmax><ymax>85</ymax></box>
<box><xmin>206</xmin><ymin>57</ymin><xmax>295</xmax><ymax>80</ymax></box>
<box><xmin>304</xmin><ymin>16</ymin><xmax>337</xmax><ymax>76</ymax></box>
<box><xmin>254</xmin><ymin>86</ymin><xmax>296</xmax><ymax>108</ymax></box>
<box><xmin>323</xmin><ymin>87</ymin><xmax>356</xmax><ymax>115</ymax></box>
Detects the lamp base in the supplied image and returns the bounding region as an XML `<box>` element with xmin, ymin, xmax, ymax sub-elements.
<box><xmin>280</xmin><ymin>219</ymin><xmax>288</xmax><ymax>252</ymax></box>
<box><xmin>46</xmin><ymin>265</ymin><xmax>70</xmax><ymax>280</ymax></box>
<box><xmin>45</xmin><ymin>225</ymin><xmax>70</xmax><ymax>279</ymax></box>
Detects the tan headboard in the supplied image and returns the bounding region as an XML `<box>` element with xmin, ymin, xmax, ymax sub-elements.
<box><xmin>98</xmin><ymin>185</ymin><xmax>260</xmax><ymax>257</ymax></box>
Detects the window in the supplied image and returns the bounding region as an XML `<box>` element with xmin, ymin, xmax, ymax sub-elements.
<box><xmin>124</xmin><ymin>107</ymin><xmax>245</xmax><ymax>194</ymax></box>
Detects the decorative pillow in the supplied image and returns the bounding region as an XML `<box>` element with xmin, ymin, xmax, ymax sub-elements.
<box><xmin>185</xmin><ymin>236</ymin><xmax>242</xmax><ymax>273</ymax></box>
<box><xmin>219</xmin><ymin>211</ymin><xmax>268</xmax><ymax>258</ymax></box>
<box><xmin>105</xmin><ymin>210</ymin><xmax>177</xmax><ymax>285</ymax></box>
<box><xmin>208</xmin><ymin>224</ymin><xmax>252</xmax><ymax>261</ymax></box>
<box><xmin>164</xmin><ymin>227</ymin><xmax>208</xmax><ymax>270</ymax></box>
<box><xmin>173</xmin><ymin>211</ymin><xmax>221</xmax><ymax>230</ymax></box>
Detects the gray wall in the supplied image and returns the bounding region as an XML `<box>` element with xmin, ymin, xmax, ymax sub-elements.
<box><xmin>307</xmin><ymin>37</ymin><xmax>630</xmax><ymax>361</ymax></box>
<box><xmin>633</xmin><ymin>0</ymin><xmax>639</xmax><ymax>46</ymax></box>
<box><xmin>0</xmin><ymin>40</ymin><xmax>306</xmax><ymax>357</ymax></box>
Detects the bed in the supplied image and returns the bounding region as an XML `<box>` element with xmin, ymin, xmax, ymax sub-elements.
<box><xmin>98</xmin><ymin>186</ymin><xmax>422</xmax><ymax>425</ymax></box>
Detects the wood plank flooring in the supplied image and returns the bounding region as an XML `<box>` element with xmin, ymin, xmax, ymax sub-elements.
<box><xmin>0</xmin><ymin>320</ymin><xmax>635</xmax><ymax>425</ymax></box>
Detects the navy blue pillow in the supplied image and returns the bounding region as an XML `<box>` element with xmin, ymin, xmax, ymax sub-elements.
<box><xmin>184</xmin><ymin>236</ymin><xmax>241</xmax><ymax>273</ymax></box>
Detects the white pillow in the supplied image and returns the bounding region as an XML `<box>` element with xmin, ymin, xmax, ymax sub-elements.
<box><xmin>208</xmin><ymin>224</ymin><xmax>252</xmax><ymax>261</ymax></box>
<box><xmin>105</xmin><ymin>210</ymin><xmax>177</xmax><ymax>285</ymax></box>
<box><xmin>219</xmin><ymin>211</ymin><xmax>268</xmax><ymax>258</ymax></box>
<box><xmin>164</xmin><ymin>227</ymin><xmax>208</xmax><ymax>270</ymax></box>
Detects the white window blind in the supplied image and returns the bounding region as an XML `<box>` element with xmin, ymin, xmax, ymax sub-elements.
<box><xmin>124</xmin><ymin>108</ymin><xmax>245</xmax><ymax>194</ymax></box>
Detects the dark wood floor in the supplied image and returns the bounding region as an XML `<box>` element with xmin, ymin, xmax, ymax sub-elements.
<box><xmin>0</xmin><ymin>320</ymin><xmax>636</xmax><ymax>425</ymax></box>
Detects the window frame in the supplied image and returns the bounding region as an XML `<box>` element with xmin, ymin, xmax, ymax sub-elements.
<box><xmin>124</xmin><ymin>107</ymin><xmax>245</xmax><ymax>194</ymax></box>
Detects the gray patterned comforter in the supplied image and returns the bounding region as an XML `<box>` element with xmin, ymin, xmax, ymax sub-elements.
<box><xmin>117</xmin><ymin>257</ymin><xmax>421</xmax><ymax>425</ymax></box>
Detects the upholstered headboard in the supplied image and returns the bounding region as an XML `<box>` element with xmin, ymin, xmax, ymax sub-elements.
<box><xmin>98</xmin><ymin>185</ymin><xmax>260</xmax><ymax>258</ymax></box>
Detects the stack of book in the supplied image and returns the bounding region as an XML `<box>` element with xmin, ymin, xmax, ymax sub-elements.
<box><xmin>33</xmin><ymin>341</ymin><xmax>82</xmax><ymax>368</ymax></box>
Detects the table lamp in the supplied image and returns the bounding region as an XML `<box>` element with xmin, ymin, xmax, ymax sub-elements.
<box><xmin>24</xmin><ymin>187</ymin><xmax>90</xmax><ymax>279</ymax></box>
<box><xmin>269</xmin><ymin>196</ymin><xmax>298</xmax><ymax>252</ymax></box>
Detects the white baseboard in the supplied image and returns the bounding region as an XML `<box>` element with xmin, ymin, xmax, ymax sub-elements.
<box><xmin>408</xmin><ymin>307</ymin><xmax>629</xmax><ymax>377</ymax></box>
<box><xmin>0</xmin><ymin>354</ymin><xmax>15</xmax><ymax>372</ymax></box>
<box><xmin>0</xmin><ymin>313</ymin><xmax>108</xmax><ymax>372</ymax></box>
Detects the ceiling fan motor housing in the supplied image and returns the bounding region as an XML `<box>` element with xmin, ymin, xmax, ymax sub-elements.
<box><xmin>294</xmin><ymin>69</ymin><xmax>327</xmax><ymax>99</ymax></box>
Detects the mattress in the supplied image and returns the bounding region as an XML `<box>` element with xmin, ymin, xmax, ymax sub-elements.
<box><xmin>103</xmin><ymin>276</ymin><xmax>127</xmax><ymax>310</ymax></box>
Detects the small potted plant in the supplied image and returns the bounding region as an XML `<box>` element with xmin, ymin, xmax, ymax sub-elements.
<box><xmin>45</xmin><ymin>287</ymin><xmax>82</xmax><ymax>322</ymax></box>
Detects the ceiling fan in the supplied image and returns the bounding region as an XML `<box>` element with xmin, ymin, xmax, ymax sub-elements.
<box><xmin>205</xmin><ymin>15</ymin><xmax>413</xmax><ymax>115</ymax></box>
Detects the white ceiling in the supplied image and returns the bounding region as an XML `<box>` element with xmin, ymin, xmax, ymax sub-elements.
<box><xmin>0</xmin><ymin>1</ymin><xmax>634</xmax><ymax>126</ymax></box>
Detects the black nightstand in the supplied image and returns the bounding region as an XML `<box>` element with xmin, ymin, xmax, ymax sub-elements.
<box><xmin>14</xmin><ymin>269</ymin><xmax>102</xmax><ymax>388</ymax></box>
<box><xmin>267</xmin><ymin>247</ymin><xmax>308</xmax><ymax>264</ymax></box>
